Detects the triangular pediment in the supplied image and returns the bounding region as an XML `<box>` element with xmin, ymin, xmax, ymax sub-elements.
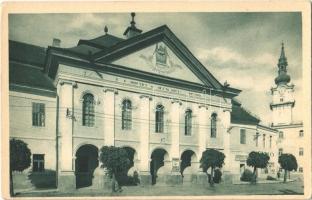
<box><xmin>111</xmin><ymin>42</ymin><xmax>204</xmax><ymax>84</ymax></box>
<box><xmin>93</xmin><ymin>25</ymin><xmax>223</xmax><ymax>89</ymax></box>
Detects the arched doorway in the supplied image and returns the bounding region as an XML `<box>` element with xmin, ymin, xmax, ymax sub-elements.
<box><xmin>150</xmin><ymin>148</ymin><xmax>169</xmax><ymax>185</ymax></box>
<box><xmin>180</xmin><ymin>150</ymin><xmax>197</xmax><ymax>175</ymax></box>
<box><xmin>75</xmin><ymin>144</ymin><xmax>98</xmax><ymax>188</ymax></box>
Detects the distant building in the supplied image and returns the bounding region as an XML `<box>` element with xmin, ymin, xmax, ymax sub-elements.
<box><xmin>229</xmin><ymin>100</ymin><xmax>278</xmax><ymax>181</ymax></box>
<box><xmin>9</xmin><ymin>13</ymin><xmax>279</xmax><ymax>190</ymax></box>
<box><xmin>270</xmin><ymin>43</ymin><xmax>304</xmax><ymax>173</ymax></box>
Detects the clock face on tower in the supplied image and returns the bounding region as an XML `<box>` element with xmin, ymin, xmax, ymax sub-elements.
<box><xmin>278</xmin><ymin>87</ymin><xmax>286</xmax><ymax>96</ymax></box>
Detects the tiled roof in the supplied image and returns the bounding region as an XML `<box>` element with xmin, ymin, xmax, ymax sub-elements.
<box><xmin>78</xmin><ymin>34</ymin><xmax>124</xmax><ymax>49</ymax></box>
<box><xmin>66</xmin><ymin>44</ymin><xmax>102</xmax><ymax>56</ymax></box>
<box><xmin>9</xmin><ymin>40</ymin><xmax>46</xmax><ymax>68</ymax></box>
<box><xmin>231</xmin><ymin>103</ymin><xmax>260</xmax><ymax>125</ymax></box>
<box><xmin>9</xmin><ymin>40</ymin><xmax>56</xmax><ymax>94</ymax></box>
<box><xmin>10</xmin><ymin>62</ymin><xmax>56</xmax><ymax>91</ymax></box>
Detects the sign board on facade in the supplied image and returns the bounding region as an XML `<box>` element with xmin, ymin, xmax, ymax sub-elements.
<box><xmin>235</xmin><ymin>155</ymin><xmax>248</xmax><ymax>161</ymax></box>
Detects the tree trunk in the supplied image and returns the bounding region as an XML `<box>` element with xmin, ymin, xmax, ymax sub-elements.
<box><xmin>112</xmin><ymin>173</ymin><xmax>116</xmax><ymax>192</ymax></box>
<box><xmin>252</xmin><ymin>167</ymin><xmax>257</xmax><ymax>184</ymax></box>
<box><xmin>10</xmin><ymin>170</ymin><xmax>14</xmax><ymax>197</ymax></box>
<box><xmin>210</xmin><ymin>167</ymin><xmax>214</xmax><ymax>187</ymax></box>
<box><xmin>284</xmin><ymin>169</ymin><xmax>287</xmax><ymax>183</ymax></box>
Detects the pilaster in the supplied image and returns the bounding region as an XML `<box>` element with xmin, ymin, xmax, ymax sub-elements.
<box><xmin>170</xmin><ymin>99</ymin><xmax>181</xmax><ymax>172</ymax></box>
<box><xmin>57</xmin><ymin>80</ymin><xmax>77</xmax><ymax>190</ymax></box>
<box><xmin>103</xmin><ymin>87</ymin><xmax>118</xmax><ymax>146</ymax></box>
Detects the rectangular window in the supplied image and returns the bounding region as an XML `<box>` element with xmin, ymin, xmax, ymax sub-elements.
<box><xmin>279</xmin><ymin>131</ymin><xmax>284</xmax><ymax>139</ymax></box>
<box><xmin>32</xmin><ymin>103</ymin><xmax>45</xmax><ymax>127</ymax></box>
<box><xmin>269</xmin><ymin>135</ymin><xmax>272</xmax><ymax>148</ymax></box>
<box><xmin>299</xmin><ymin>148</ymin><xmax>304</xmax><ymax>156</ymax></box>
<box><xmin>278</xmin><ymin>148</ymin><xmax>283</xmax><ymax>156</ymax></box>
<box><xmin>299</xmin><ymin>167</ymin><xmax>303</xmax><ymax>173</ymax></box>
<box><xmin>33</xmin><ymin>154</ymin><xmax>44</xmax><ymax>172</ymax></box>
<box><xmin>255</xmin><ymin>132</ymin><xmax>259</xmax><ymax>147</ymax></box>
<box><xmin>299</xmin><ymin>130</ymin><xmax>304</xmax><ymax>137</ymax></box>
<box><xmin>240</xmin><ymin>129</ymin><xmax>246</xmax><ymax>144</ymax></box>
<box><xmin>263</xmin><ymin>134</ymin><xmax>266</xmax><ymax>148</ymax></box>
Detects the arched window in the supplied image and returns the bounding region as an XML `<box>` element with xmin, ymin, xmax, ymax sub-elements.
<box><xmin>184</xmin><ymin>109</ymin><xmax>192</xmax><ymax>136</ymax></box>
<box><xmin>122</xmin><ymin>99</ymin><xmax>132</xmax><ymax>130</ymax></box>
<box><xmin>82</xmin><ymin>93</ymin><xmax>95</xmax><ymax>127</ymax></box>
<box><xmin>210</xmin><ymin>113</ymin><xmax>217</xmax><ymax>138</ymax></box>
<box><xmin>155</xmin><ymin>105</ymin><xmax>164</xmax><ymax>133</ymax></box>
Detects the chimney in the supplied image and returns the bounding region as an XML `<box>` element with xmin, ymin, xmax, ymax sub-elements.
<box><xmin>52</xmin><ymin>38</ymin><xmax>61</xmax><ymax>47</ymax></box>
<box><xmin>123</xmin><ymin>12</ymin><xmax>142</xmax><ymax>39</ymax></box>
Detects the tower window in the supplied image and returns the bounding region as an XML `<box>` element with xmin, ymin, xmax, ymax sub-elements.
<box><xmin>299</xmin><ymin>148</ymin><xmax>304</xmax><ymax>156</ymax></box>
<box><xmin>299</xmin><ymin>167</ymin><xmax>303</xmax><ymax>173</ymax></box>
<box><xmin>299</xmin><ymin>130</ymin><xmax>304</xmax><ymax>137</ymax></box>
<box><xmin>279</xmin><ymin>132</ymin><xmax>284</xmax><ymax>139</ymax></box>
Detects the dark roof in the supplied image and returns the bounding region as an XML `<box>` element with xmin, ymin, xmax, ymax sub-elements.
<box><xmin>9</xmin><ymin>40</ymin><xmax>56</xmax><ymax>95</ymax></box>
<box><xmin>9</xmin><ymin>40</ymin><xmax>46</xmax><ymax>68</ymax></box>
<box><xmin>45</xmin><ymin>25</ymin><xmax>241</xmax><ymax>98</ymax></box>
<box><xmin>231</xmin><ymin>103</ymin><xmax>260</xmax><ymax>125</ymax></box>
<box><xmin>66</xmin><ymin>44</ymin><xmax>102</xmax><ymax>56</ymax></box>
<box><xmin>10</xmin><ymin>62</ymin><xmax>56</xmax><ymax>92</ymax></box>
<box><xmin>78</xmin><ymin>34</ymin><xmax>124</xmax><ymax>49</ymax></box>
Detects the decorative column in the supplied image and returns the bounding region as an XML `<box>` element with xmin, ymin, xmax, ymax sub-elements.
<box><xmin>139</xmin><ymin>95</ymin><xmax>152</xmax><ymax>185</ymax></box>
<box><xmin>57</xmin><ymin>80</ymin><xmax>76</xmax><ymax>190</ymax></box>
<box><xmin>197</xmin><ymin>104</ymin><xmax>208</xmax><ymax>184</ymax></box>
<box><xmin>103</xmin><ymin>88</ymin><xmax>117</xmax><ymax>146</ymax></box>
<box><xmin>167</xmin><ymin>99</ymin><xmax>182</xmax><ymax>185</ymax></box>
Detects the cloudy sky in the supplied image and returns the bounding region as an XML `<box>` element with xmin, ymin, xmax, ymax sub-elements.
<box><xmin>9</xmin><ymin>12</ymin><xmax>303</xmax><ymax>125</ymax></box>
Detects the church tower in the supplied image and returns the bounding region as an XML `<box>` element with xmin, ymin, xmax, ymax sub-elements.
<box><xmin>270</xmin><ymin>43</ymin><xmax>295</xmax><ymax>126</ymax></box>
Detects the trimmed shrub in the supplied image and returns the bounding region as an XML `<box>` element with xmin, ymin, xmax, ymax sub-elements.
<box><xmin>213</xmin><ymin>169</ymin><xmax>222</xmax><ymax>183</ymax></box>
<box><xmin>240</xmin><ymin>169</ymin><xmax>253</xmax><ymax>182</ymax></box>
<box><xmin>266</xmin><ymin>175</ymin><xmax>277</xmax><ymax>181</ymax></box>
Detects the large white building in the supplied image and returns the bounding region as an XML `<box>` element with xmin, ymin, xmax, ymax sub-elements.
<box><xmin>270</xmin><ymin>43</ymin><xmax>305</xmax><ymax>174</ymax></box>
<box><xmin>9</xmin><ymin>13</ymin><xmax>280</xmax><ymax>190</ymax></box>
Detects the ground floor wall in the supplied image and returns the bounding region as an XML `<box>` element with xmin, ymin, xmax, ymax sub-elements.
<box><xmin>11</xmin><ymin>137</ymin><xmax>284</xmax><ymax>191</ymax></box>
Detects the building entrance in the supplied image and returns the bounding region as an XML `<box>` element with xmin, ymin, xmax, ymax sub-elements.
<box><xmin>75</xmin><ymin>144</ymin><xmax>98</xmax><ymax>188</ymax></box>
<box><xmin>150</xmin><ymin>148</ymin><xmax>168</xmax><ymax>185</ymax></box>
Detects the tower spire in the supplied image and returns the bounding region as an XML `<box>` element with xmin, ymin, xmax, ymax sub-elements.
<box><xmin>275</xmin><ymin>42</ymin><xmax>290</xmax><ymax>85</ymax></box>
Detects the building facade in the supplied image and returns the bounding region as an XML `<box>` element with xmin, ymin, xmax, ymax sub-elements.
<box><xmin>270</xmin><ymin>43</ymin><xmax>305</xmax><ymax>174</ymax></box>
<box><xmin>9</xmin><ymin>14</ymin><xmax>280</xmax><ymax>190</ymax></box>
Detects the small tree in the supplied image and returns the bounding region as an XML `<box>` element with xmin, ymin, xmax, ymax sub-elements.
<box><xmin>200</xmin><ymin>149</ymin><xmax>225</xmax><ymax>186</ymax></box>
<box><xmin>10</xmin><ymin>139</ymin><xmax>32</xmax><ymax>196</ymax></box>
<box><xmin>99</xmin><ymin>146</ymin><xmax>130</xmax><ymax>192</ymax></box>
<box><xmin>246</xmin><ymin>151</ymin><xmax>270</xmax><ymax>183</ymax></box>
<box><xmin>278</xmin><ymin>153</ymin><xmax>297</xmax><ymax>183</ymax></box>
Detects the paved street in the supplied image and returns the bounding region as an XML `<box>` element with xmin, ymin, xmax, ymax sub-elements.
<box><xmin>16</xmin><ymin>179</ymin><xmax>304</xmax><ymax>197</ymax></box>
